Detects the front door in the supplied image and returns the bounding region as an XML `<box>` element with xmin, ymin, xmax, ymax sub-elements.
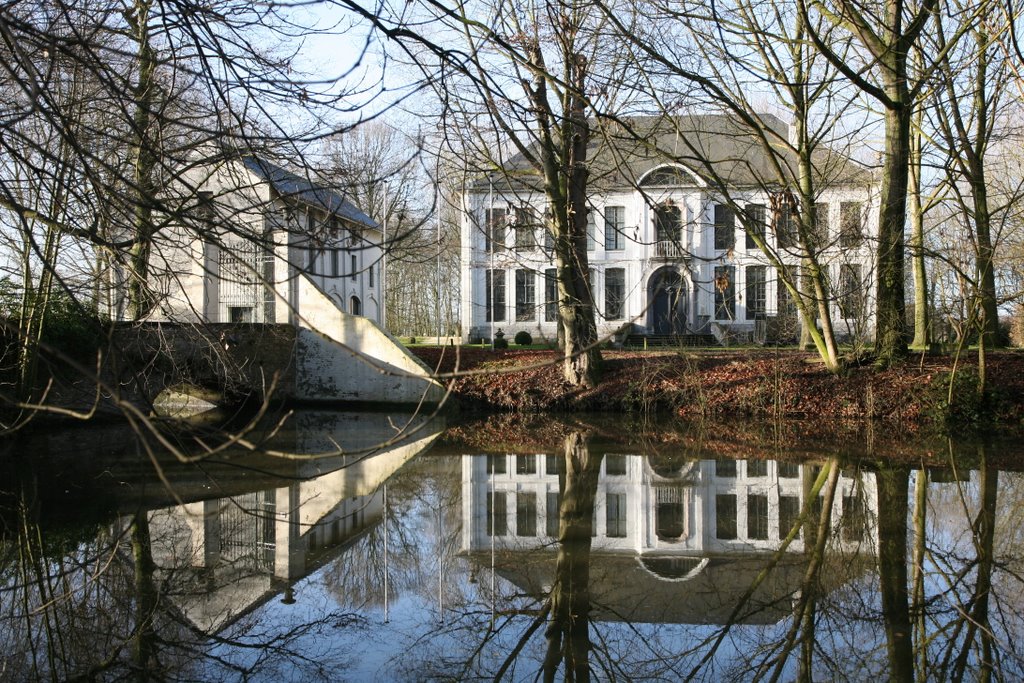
<box><xmin>649</xmin><ymin>269</ymin><xmax>685</xmax><ymax>334</ymax></box>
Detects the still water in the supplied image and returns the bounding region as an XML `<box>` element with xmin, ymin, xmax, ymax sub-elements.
<box><xmin>2</xmin><ymin>411</ymin><xmax>1023</xmax><ymax>681</ymax></box>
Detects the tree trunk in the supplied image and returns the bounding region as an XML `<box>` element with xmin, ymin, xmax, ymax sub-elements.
<box><xmin>972</xmin><ymin>175</ymin><xmax>1000</xmax><ymax>348</ymax></box>
<box><xmin>909</xmin><ymin>108</ymin><xmax>930</xmax><ymax>350</ymax></box>
<box><xmin>874</xmin><ymin>103</ymin><xmax>911</xmax><ymax>366</ymax></box>
<box><xmin>127</xmin><ymin>0</ymin><xmax>159</xmax><ymax>320</ymax></box>
<box><xmin>131</xmin><ymin>512</ymin><xmax>158</xmax><ymax>679</ymax></box>
<box><xmin>543</xmin><ymin>432</ymin><xmax>600</xmax><ymax>682</ymax></box>
<box><xmin>877</xmin><ymin>465</ymin><xmax>914</xmax><ymax>682</ymax></box>
<box><xmin>525</xmin><ymin>42</ymin><xmax>602</xmax><ymax>388</ymax></box>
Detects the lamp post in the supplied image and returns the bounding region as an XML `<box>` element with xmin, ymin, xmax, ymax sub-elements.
<box><xmin>381</xmin><ymin>182</ymin><xmax>388</xmax><ymax>330</ymax></box>
<box><xmin>436</xmin><ymin>180</ymin><xmax>442</xmax><ymax>345</ymax></box>
<box><xmin>489</xmin><ymin>174</ymin><xmax>494</xmax><ymax>350</ymax></box>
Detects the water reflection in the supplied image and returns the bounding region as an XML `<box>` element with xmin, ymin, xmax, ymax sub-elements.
<box><xmin>4</xmin><ymin>416</ymin><xmax>1024</xmax><ymax>680</ymax></box>
<box><xmin>0</xmin><ymin>410</ymin><xmax>442</xmax><ymax>680</ymax></box>
<box><xmin>462</xmin><ymin>441</ymin><xmax>882</xmax><ymax>680</ymax></box>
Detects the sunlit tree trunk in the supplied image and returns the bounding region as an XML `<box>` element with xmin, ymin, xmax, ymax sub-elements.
<box><xmin>909</xmin><ymin>105</ymin><xmax>930</xmax><ymax>350</ymax></box>
<box><xmin>525</xmin><ymin>42</ymin><xmax>602</xmax><ymax>388</ymax></box>
<box><xmin>875</xmin><ymin>102</ymin><xmax>911</xmax><ymax>367</ymax></box>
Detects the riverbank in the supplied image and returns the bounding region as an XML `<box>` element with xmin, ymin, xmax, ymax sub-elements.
<box><xmin>413</xmin><ymin>346</ymin><xmax>1024</xmax><ymax>427</ymax></box>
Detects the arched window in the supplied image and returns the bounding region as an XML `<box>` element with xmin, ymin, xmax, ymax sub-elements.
<box><xmin>350</xmin><ymin>295</ymin><xmax>362</xmax><ymax>316</ymax></box>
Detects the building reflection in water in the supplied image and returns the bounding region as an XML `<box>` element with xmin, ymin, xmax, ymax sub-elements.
<box><xmin>462</xmin><ymin>453</ymin><xmax>878</xmax><ymax>624</ymax></box>
<box><xmin>144</xmin><ymin>412</ymin><xmax>442</xmax><ymax>633</ymax></box>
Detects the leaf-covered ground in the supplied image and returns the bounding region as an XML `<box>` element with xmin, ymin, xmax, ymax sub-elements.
<box><xmin>412</xmin><ymin>346</ymin><xmax>1024</xmax><ymax>426</ymax></box>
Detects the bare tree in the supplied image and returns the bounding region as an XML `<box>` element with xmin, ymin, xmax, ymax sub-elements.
<box><xmin>801</xmin><ymin>0</ymin><xmax>956</xmax><ymax>366</ymax></box>
<box><xmin>602</xmin><ymin>0</ymin><xmax>874</xmax><ymax>372</ymax></box>
<box><xmin>927</xmin><ymin>0</ymin><xmax>1020</xmax><ymax>367</ymax></box>
<box><xmin>398</xmin><ymin>0</ymin><xmax>626</xmax><ymax>386</ymax></box>
<box><xmin>0</xmin><ymin>0</ymin><xmax>416</xmax><ymax>423</ymax></box>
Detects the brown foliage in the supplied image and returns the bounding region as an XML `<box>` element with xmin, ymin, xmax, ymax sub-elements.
<box><xmin>413</xmin><ymin>347</ymin><xmax>1024</xmax><ymax>426</ymax></box>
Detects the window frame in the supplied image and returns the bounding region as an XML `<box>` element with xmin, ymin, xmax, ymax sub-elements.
<box><xmin>604</xmin><ymin>206</ymin><xmax>626</xmax><ymax>251</ymax></box>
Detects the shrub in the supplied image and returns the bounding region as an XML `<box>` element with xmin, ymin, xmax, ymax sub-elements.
<box><xmin>514</xmin><ymin>330</ymin><xmax>533</xmax><ymax>346</ymax></box>
<box><xmin>493</xmin><ymin>337</ymin><xmax>509</xmax><ymax>349</ymax></box>
<box><xmin>923</xmin><ymin>368</ymin><xmax>987</xmax><ymax>426</ymax></box>
<box><xmin>408</xmin><ymin>336</ymin><xmax>417</xmax><ymax>344</ymax></box>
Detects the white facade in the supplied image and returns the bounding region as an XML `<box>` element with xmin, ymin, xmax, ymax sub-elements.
<box><xmin>460</xmin><ymin>125</ymin><xmax>879</xmax><ymax>345</ymax></box>
<box><xmin>149</xmin><ymin>157</ymin><xmax>445</xmax><ymax>405</ymax></box>
<box><xmin>462</xmin><ymin>453</ymin><xmax>878</xmax><ymax>559</ymax></box>
<box><xmin>153</xmin><ymin>156</ymin><xmax>384</xmax><ymax>327</ymax></box>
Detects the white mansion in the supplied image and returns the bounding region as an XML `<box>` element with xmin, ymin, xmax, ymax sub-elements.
<box><xmin>149</xmin><ymin>154</ymin><xmax>442</xmax><ymax>405</ymax></box>
<box><xmin>154</xmin><ymin>155</ymin><xmax>384</xmax><ymax>326</ymax></box>
<box><xmin>460</xmin><ymin>115</ymin><xmax>879</xmax><ymax>344</ymax></box>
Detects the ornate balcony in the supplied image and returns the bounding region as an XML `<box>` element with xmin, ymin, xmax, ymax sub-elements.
<box><xmin>654</xmin><ymin>240</ymin><xmax>684</xmax><ymax>259</ymax></box>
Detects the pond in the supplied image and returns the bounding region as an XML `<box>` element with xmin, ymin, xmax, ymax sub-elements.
<box><xmin>2</xmin><ymin>410</ymin><xmax>1023</xmax><ymax>681</ymax></box>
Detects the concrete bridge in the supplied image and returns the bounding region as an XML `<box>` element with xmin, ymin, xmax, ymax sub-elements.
<box><xmin>114</xmin><ymin>317</ymin><xmax>444</xmax><ymax>411</ymax></box>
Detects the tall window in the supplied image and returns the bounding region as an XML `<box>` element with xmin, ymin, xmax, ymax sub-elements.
<box><xmin>605</xmin><ymin>267</ymin><xmax>625</xmax><ymax>320</ymax></box>
<box><xmin>714</xmin><ymin>204</ymin><xmax>735</xmax><ymax>250</ymax></box>
<box><xmin>485</xmin><ymin>207</ymin><xmax>506</xmax><ymax>253</ymax></box>
<box><xmin>605</xmin><ymin>454</ymin><xmax>627</xmax><ymax>476</ymax></box>
<box><xmin>842</xmin><ymin>493</ymin><xmax>867</xmax><ymax>542</ymax></box>
<box><xmin>604</xmin><ymin>206</ymin><xmax>625</xmax><ymax>250</ymax></box>
<box><xmin>308</xmin><ymin>248</ymin><xmax>318</xmax><ymax>275</ymax></box>
<box><xmin>546</xmin><ymin>491</ymin><xmax>562</xmax><ymax>537</ymax></box>
<box><xmin>745</xmin><ymin>266</ymin><xmax>766</xmax><ymax>320</ymax></box>
<box><xmin>747</xmin><ymin>494</ymin><xmax>769</xmax><ymax>540</ymax></box>
<box><xmin>838</xmin><ymin>264</ymin><xmax>864</xmax><ymax>319</ymax></box>
<box><xmin>779</xmin><ymin>496</ymin><xmax>801</xmax><ymax>538</ymax></box>
<box><xmin>778</xmin><ymin>462</ymin><xmax>799</xmax><ymax>478</ymax></box>
<box><xmin>747</xmin><ymin>459</ymin><xmax>768</xmax><ymax>477</ymax></box>
<box><xmin>777</xmin><ymin>266</ymin><xmax>798</xmax><ymax>317</ymax></box>
<box><xmin>716</xmin><ymin>459</ymin><xmax>737</xmax><ymax>477</ymax></box>
<box><xmin>369</xmin><ymin>263</ymin><xmax>374</xmax><ymax>288</ymax></box>
<box><xmin>586</xmin><ymin>209</ymin><xmax>596</xmax><ymax>251</ymax></box>
<box><xmin>840</xmin><ymin>201</ymin><xmax>863</xmax><ymax>248</ymax></box>
<box><xmin>515</xmin><ymin>269</ymin><xmax>536</xmax><ymax>321</ymax></box>
<box><xmin>543</xmin><ymin>205</ymin><xmax>554</xmax><ymax>251</ymax></box>
<box><xmin>485</xmin><ymin>269</ymin><xmax>506</xmax><ymax>322</ymax></box>
<box><xmin>517</xmin><ymin>492</ymin><xmax>537</xmax><ymax>537</ymax></box>
<box><xmin>775</xmin><ymin>202</ymin><xmax>797</xmax><ymax>250</ymax></box>
<box><xmin>514</xmin><ymin>206</ymin><xmax>537</xmax><ymax>251</ymax></box>
<box><xmin>606</xmin><ymin>493</ymin><xmax>627</xmax><ymax>538</ymax></box>
<box><xmin>545</xmin><ymin>454</ymin><xmax>565</xmax><ymax>476</ymax></box>
<box><xmin>745</xmin><ymin>204</ymin><xmax>766</xmax><ymax>249</ymax></box>
<box><xmin>714</xmin><ymin>265</ymin><xmax>735</xmax><ymax>320</ymax></box>
<box><xmin>655</xmin><ymin>203</ymin><xmax>682</xmax><ymax>243</ymax></box>
<box><xmin>487</xmin><ymin>491</ymin><xmax>507</xmax><ymax>536</ymax></box>
<box><xmin>331</xmin><ymin>249</ymin><xmax>340</xmax><ymax>277</ymax></box>
<box><xmin>350</xmin><ymin>296</ymin><xmax>361</xmax><ymax>315</ymax></box>
<box><xmin>544</xmin><ymin>268</ymin><xmax>558</xmax><ymax>322</ymax></box>
<box><xmin>812</xmin><ymin>202</ymin><xmax>830</xmax><ymax>251</ymax></box>
<box><xmin>350</xmin><ymin>254</ymin><xmax>357</xmax><ymax>281</ymax></box>
<box><xmin>716</xmin><ymin>494</ymin><xmax>737</xmax><ymax>540</ymax></box>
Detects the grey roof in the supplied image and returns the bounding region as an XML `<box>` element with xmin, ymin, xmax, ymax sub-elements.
<box><xmin>473</xmin><ymin>113</ymin><xmax>873</xmax><ymax>194</ymax></box>
<box><xmin>469</xmin><ymin>548</ymin><xmax>871</xmax><ymax>625</ymax></box>
<box><xmin>241</xmin><ymin>156</ymin><xmax>378</xmax><ymax>230</ymax></box>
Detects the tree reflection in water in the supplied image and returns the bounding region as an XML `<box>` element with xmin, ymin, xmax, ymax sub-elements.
<box><xmin>5</xmin><ymin>415</ymin><xmax>1024</xmax><ymax>680</ymax></box>
<box><xmin>540</xmin><ymin>432</ymin><xmax>600</xmax><ymax>682</ymax></box>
